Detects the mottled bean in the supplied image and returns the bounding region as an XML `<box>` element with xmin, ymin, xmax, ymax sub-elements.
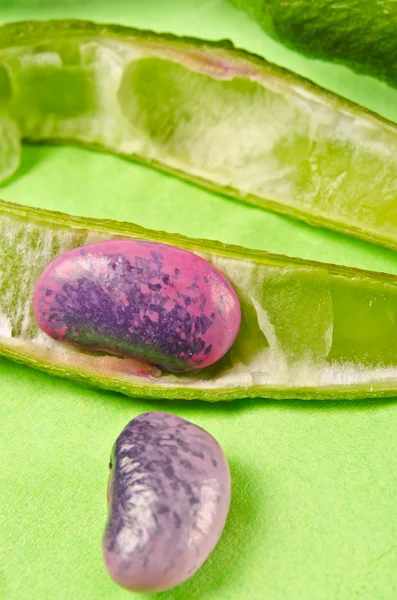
<box><xmin>103</xmin><ymin>412</ymin><xmax>231</xmax><ymax>592</ymax></box>
<box><xmin>33</xmin><ymin>240</ymin><xmax>241</xmax><ymax>373</ymax></box>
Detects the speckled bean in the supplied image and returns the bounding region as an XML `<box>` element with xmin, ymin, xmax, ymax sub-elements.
<box><xmin>33</xmin><ymin>240</ymin><xmax>241</xmax><ymax>372</ymax></box>
<box><xmin>103</xmin><ymin>412</ymin><xmax>231</xmax><ymax>592</ymax></box>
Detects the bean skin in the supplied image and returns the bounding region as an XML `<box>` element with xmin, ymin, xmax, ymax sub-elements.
<box><xmin>103</xmin><ymin>412</ymin><xmax>231</xmax><ymax>592</ymax></box>
<box><xmin>33</xmin><ymin>240</ymin><xmax>241</xmax><ymax>373</ymax></box>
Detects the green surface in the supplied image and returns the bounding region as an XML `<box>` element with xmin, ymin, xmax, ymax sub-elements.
<box><xmin>0</xmin><ymin>1</ymin><xmax>396</xmax><ymax>599</ymax></box>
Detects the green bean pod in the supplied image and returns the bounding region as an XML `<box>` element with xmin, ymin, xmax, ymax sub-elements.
<box><xmin>1</xmin><ymin>20</ymin><xmax>397</xmax><ymax>250</ymax></box>
<box><xmin>229</xmin><ymin>0</ymin><xmax>397</xmax><ymax>89</ymax></box>
<box><xmin>2</xmin><ymin>198</ymin><xmax>397</xmax><ymax>401</ymax></box>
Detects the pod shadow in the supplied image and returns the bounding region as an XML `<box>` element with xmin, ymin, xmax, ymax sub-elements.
<box><xmin>140</xmin><ymin>456</ymin><xmax>266</xmax><ymax>600</ymax></box>
<box><xmin>0</xmin><ymin>145</ymin><xmax>48</xmax><ymax>189</ymax></box>
<box><xmin>140</xmin><ymin>395</ymin><xmax>397</xmax><ymax>416</ymax></box>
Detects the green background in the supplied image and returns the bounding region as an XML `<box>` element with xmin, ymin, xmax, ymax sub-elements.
<box><xmin>0</xmin><ymin>1</ymin><xmax>396</xmax><ymax>599</ymax></box>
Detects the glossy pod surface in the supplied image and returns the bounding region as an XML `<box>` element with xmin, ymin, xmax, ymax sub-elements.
<box><xmin>103</xmin><ymin>412</ymin><xmax>231</xmax><ymax>592</ymax></box>
<box><xmin>33</xmin><ymin>240</ymin><xmax>241</xmax><ymax>372</ymax></box>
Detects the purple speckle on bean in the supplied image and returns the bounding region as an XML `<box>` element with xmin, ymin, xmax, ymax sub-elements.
<box><xmin>33</xmin><ymin>240</ymin><xmax>241</xmax><ymax>373</ymax></box>
<box><xmin>103</xmin><ymin>412</ymin><xmax>231</xmax><ymax>592</ymax></box>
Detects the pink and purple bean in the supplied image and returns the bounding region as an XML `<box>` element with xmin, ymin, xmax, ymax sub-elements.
<box><xmin>103</xmin><ymin>412</ymin><xmax>231</xmax><ymax>592</ymax></box>
<box><xmin>33</xmin><ymin>240</ymin><xmax>241</xmax><ymax>372</ymax></box>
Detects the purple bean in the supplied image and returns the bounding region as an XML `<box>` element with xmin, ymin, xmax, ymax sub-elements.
<box><xmin>103</xmin><ymin>412</ymin><xmax>231</xmax><ymax>592</ymax></box>
<box><xmin>33</xmin><ymin>240</ymin><xmax>241</xmax><ymax>372</ymax></box>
